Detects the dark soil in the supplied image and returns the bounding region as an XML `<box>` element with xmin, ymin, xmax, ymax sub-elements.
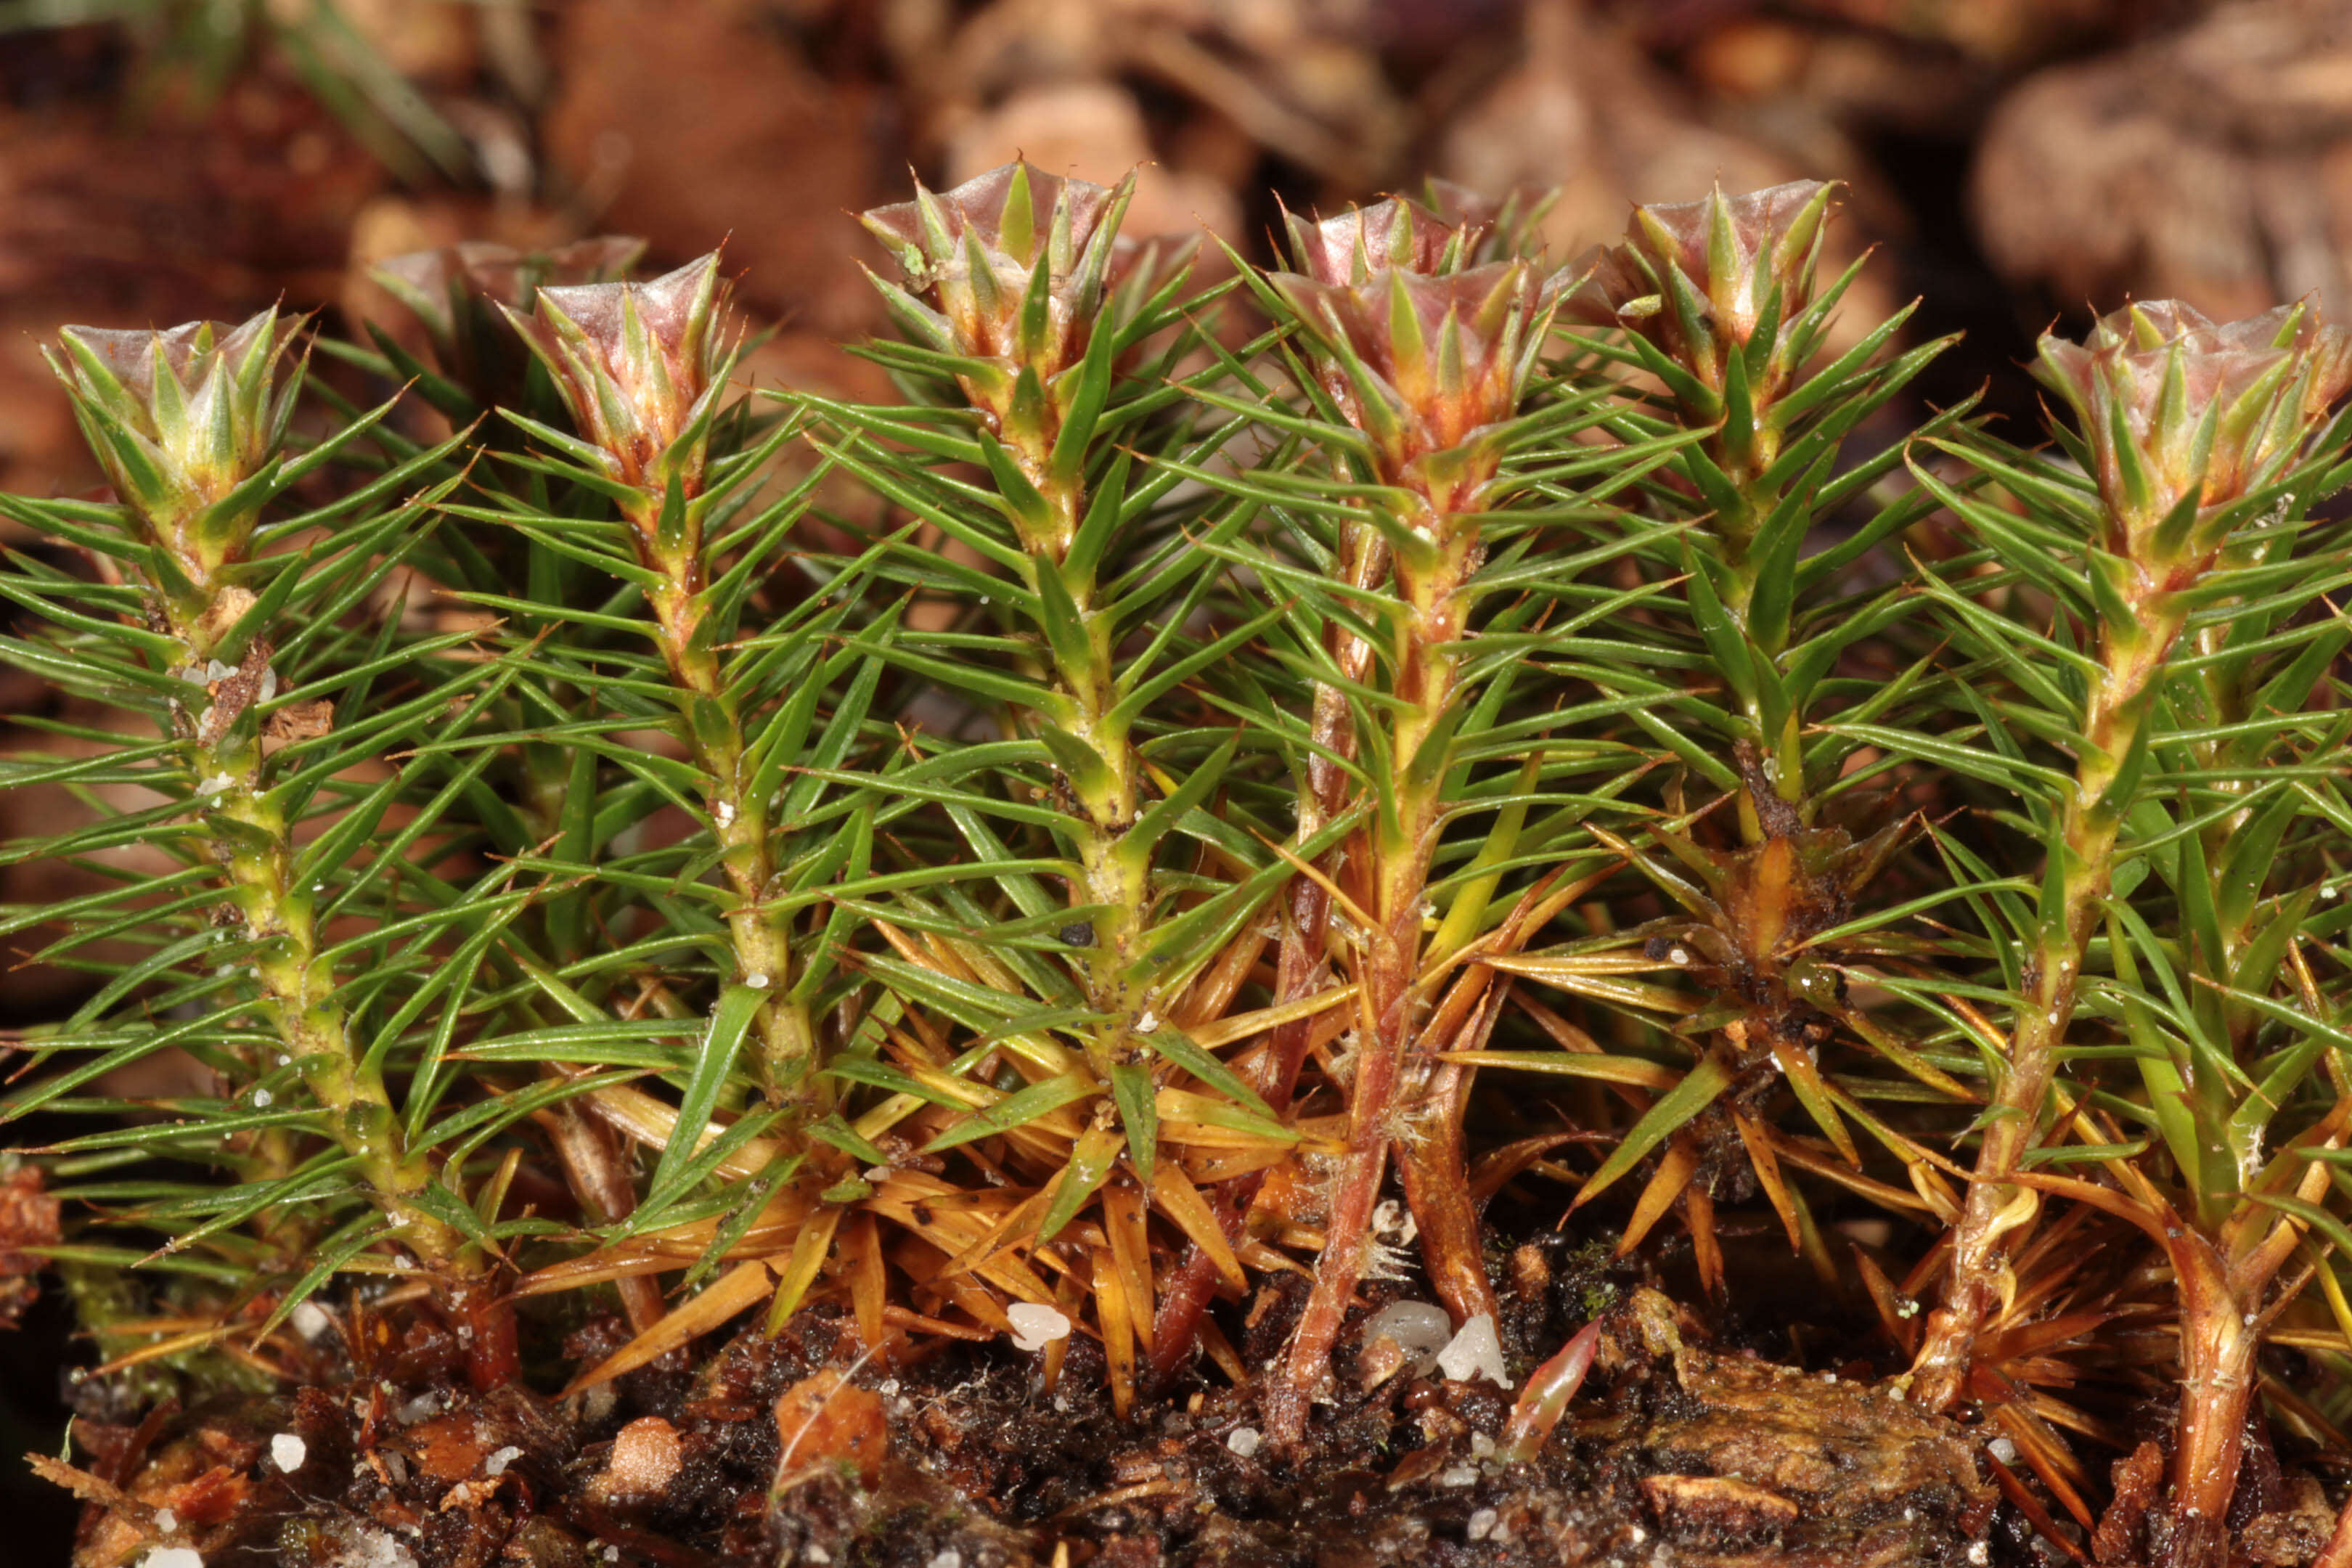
<box><xmin>43</xmin><ymin>1253</ymin><xmax>2009</xmax><ymax>1568</ymax></box>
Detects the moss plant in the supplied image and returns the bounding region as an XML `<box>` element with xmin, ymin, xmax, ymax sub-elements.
<box><xmin>5</xmin><ymin>169</ymin><xmax>2352</xmax><ymax>1567</ymax></box>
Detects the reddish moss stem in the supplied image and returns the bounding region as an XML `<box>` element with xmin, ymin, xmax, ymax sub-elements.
<box><xmin>1149</xmin><ymin>520</ymin><xmax>1383</xmax><ymax>1380</ymax></box>
<box><xmin>1270</xmin><ymin>495</ymin><xmax>1500</xmax><ymax>1446</ymax></box>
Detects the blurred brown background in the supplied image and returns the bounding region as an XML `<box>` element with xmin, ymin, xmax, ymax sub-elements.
<box><xmin>18</xmin><ymin>0</ymin><xmax>2352</xmax><ymax>507</ymax></box>
<box><xmin>3</xmin><ymin>0</ymin><xmax>2345</xmax><ymax>1552</ymax></box>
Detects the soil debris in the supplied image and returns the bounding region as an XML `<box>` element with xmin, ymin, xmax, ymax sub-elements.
<box><xmin>0</xmin><ymin>1159</ymin><xmax>61</xmax><ymax>1329</ymax></box>
<box><xmin>52</xmin><ymin>1281</ymin><xmax>2001</xmax><ymax>1568</ymax></box>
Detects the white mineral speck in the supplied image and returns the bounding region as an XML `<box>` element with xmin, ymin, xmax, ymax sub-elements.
<box><xmin>1363</xmin><ymin>1301</ymin><xmax>1451</xmax><ymax>1373</ymax></box>
<box><xmin>290</xmin><ymin>1301</ymin><xmax>331</xmax><ymax>1341</ymax></box>
<box><xmin>1006</xmin><ymin>1302</ymin><xmax>1072</xmax><ymax>1352</ymax></box>
<box><xmin>271</xmin><ymin>1433</ymin><xmax>307</xmax><ymax>1472</ymax></box>
<box><xmin>1135</xmin><ymin>1009</ymin><xmax>1159</xmax><ymax>1034</ymax></box>
<box><xmin>251</xmin><ymin>1089</ymin><xmax>273</xmax><ymax>1108</ymax></box>
<box><xmin>1988</xmin><ymin>1436</ymin><xmax>2017</xmax><ymax>1463</ymax></box>
<box><xmin>1226</xmin><ymin>1426</ymin><xmax>1262</xmax><ymax>1457</ymax></box>
<box><xmin>1629</xmin><ymin>1525</ymin><xmax>1646</xmax><ymax>1544</ymax></box>
<box><xmin>1436</xmin><ymin>1312</ymin><xmax>1508</xmax><ymax>1387</ymax></box>
<box><xmin>343</xmin><ymin>1528</ymin><xmax>419</xmax><ymax>1568</ymax></box>
<box><xmin>714</xmin><ymin>802</ymin><xmax>735</xmax><ymax>828</ymax></box>
<box><xmin>153</xmin><ymin>1508</ymin><xmax>177</xmax><ymax>1532</ymax></box>
<box><xmin>1969</xmin><ymin>1543</ymin><xmax>1990</xmax><ymax>1565</ymax></box>
<box><xmin>806</xmin><ymin>1548</ymin><xmax>831</xmax><ymax>1566</ymax></box>
<box><xmin>144</xmin><ymin>1550</ymin><xmax>203</xmax><ymax>1568</ymax></box>
<box><xmin>1467</xmin><ymin>1508</ymin><xmax>1498</xmax><ymax>1542</ymax></box>
<box><xmin>1439</xmin><ymin>1463</ymin><xmax>1479</xmax><ymax>1487</ymax></box>
<box><xmin>195</xmin><ymin>774</ymin><xmax>235</xmax><ymax>799</ymax></box>
<box><xmin>745</xmin><ymin>973</ymin><xmax>769</xmax><ymax>989</ymax></box>
<box><xmin>1667</xmin><ymin>947</ymin><xmax>1689</xmax><ymax>965</ymax></box>
<box><xmin>864</xmin><ymin>1167</ymin><xmax>892</xmax><ymax>1183</ymax></box>
<box><xmin>485</xmin><ymin>1445</ymin><xmax>522</xmax><ymax>1477</ymax></box>
<box><xmin>926</xmin><ymin>1552</ymin><xmax>963</xmax><ymax>1568</ymax></box>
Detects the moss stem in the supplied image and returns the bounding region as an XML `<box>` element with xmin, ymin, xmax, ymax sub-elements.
<box><xmin>157</xmin><ymin>592</ymin><xmax>479</xmax><ymax>1327</ymax></box>
<box><xmin>1271</xmin><ymin>493</ymin><xmax>1500</xmax><ymax>1445</ymax></box>
<box><xmin>621</xmin><ymin>497</ymin><xmax>817</xmax><ymax>1101</ymax></box>
<box><xmin>1909</xmin><ymin>588</ymin><xmax>2183</xmax><ymax>1412</ymax></box>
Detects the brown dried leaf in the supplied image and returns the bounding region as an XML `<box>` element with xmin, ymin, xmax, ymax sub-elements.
<box><xmin>565</xmin><ymin>1258</ymin><xmax>773</xmax><ymax>1396</ymax></box>
<box><xmin>772</xmin><ymin>1369</ymin><xmax>889</xmax><ymax>1485</ymax></box>
<box><xmin>262</xmin><ymin>698</ymin><xmax>335</xmax><ymax>747</ymax></box>
<box><xmin>0</xmin><ymin>1161</ymin><xmax>61</xmax><ymax>1329</ymax></box>
<box><xmin>2094</xmin><ymin>1440</ymin><xmax>2164</xmax><ymax>1564</ymax></box>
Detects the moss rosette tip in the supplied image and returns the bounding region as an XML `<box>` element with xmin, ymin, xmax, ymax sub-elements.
<box><xmin>1567</xmin><ymin>179</ymin><xmax>1836</xmax><ymax>399</ymax></box>
<box><xmin>1272</xmin><ymin>259</ymin><xmax>1557</xmax><ymax>495</ymax></box>
<box><xmin>2035</xmin><ymin>297</ymin><xmax>2352</xmax><ymax>549</ymax></box>
<box><xmin>858</xmin><ymin>160</ymin><xmax>1135</xmax><ymax>374</ymax></box>
<box><xmin>1281</xmin><ymin>188</ymin><xmax>1500</xmax><ymax>288</ymax></box>
<box><xmin>507</xmin><ymin>250</ymin><xmax>736</xmax><ymax>493</ymax></box>
<box><xmin>49</xmin><ymin>308</ymin><xmax>308</xmax><ymax>541</ymax></box>
<box><xmin>374</xmin><ymin>235</ymin><xmax>646</xmax><ymax>402</ymax></box>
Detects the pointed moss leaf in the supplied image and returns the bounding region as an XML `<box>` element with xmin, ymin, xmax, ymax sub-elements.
<box><xmin>921</xmin><ymin>1071</ymin><xmax>1097</xmax><ymax>1154</ymax></box>
<box><xmin>2216</xmin><ymin>788</ymin><xmax>2300</xmax><ymax>936</ymax></box>
<box><xmin>1108</xmin><ymin>1059</ymin><xmax>1159</xmax><ymax>1188</ymax></box>
<box><xmin>1572</xmin><ymin>1051</ymin><xmax>1732</xmax><ymax>1209</ymax></box>
<box><xmin>1034</xmin><ymin>557</ymin><xmax>1098</xmax><ymax>684</ymax></box>
<box><xmin>1742</xmin><ymin>447</ymin><xmax>1836</xmax><ymax>657</ymax></box>
<box><xmin>1679</xmin><ymin>539</ymin><xmax>1756</xmax><ymax>706</ymax></box>
<box><xmin>1048</xmin><ymin>312</ymin><xmax>1119</xmax><ymax>487</ymax></box>
<box><xmin>1139</xmin><ymin>1021</ymin><xmax>1272</xmax><ymax>1120</ymax></box>
<box><xmin>645</xmin><ymin>982</ymin><xmax>768</xmax><ymax>1203</ymax></box>
<box><xmin>977</xmin><ymin>430</ymin><xmax>1053</xmax><ymax>539</ymax></box>
<box><xmin>1060</xmin><ymin>446</ymin><xmax>1132</xmax><ymax>589</ymax></box>
<box><xmin>805</xmin><ymin>1113</ymin><xmax>891</xmax><ymax>1168</ymax></box>
<box><xmin>1121</xmin><ymin>731</ymin><xmax>1241</xmax><ymax>873</ymax></box>
<box><xmin>1034</xmin><ymin>720</ymin><xmax>1116</xmax><ymax>807</ymax></box>
<box><xmin>1038</xmin><ymin>1124</ymin><xmax>1124</xmax><ymax>1246</ymax></box>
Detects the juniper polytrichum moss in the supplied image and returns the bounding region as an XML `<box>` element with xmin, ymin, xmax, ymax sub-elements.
<box><xmin>6</xmin><ymin>166</ymin><xmax>2352</xmax><ymax>1566</ymax></box>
